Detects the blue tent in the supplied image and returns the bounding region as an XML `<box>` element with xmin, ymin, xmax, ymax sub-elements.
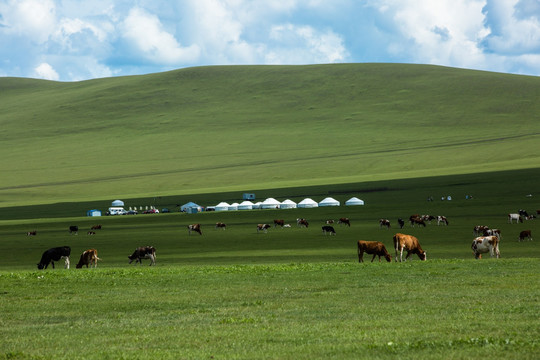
<box><xmin>87</xmin><ymin>209</ymin><xmax>102</xmax><ymax>217</ymax></box>
<box><xmin>181</xmin><ymin>202</ymin><xmax>201</xmax><ymax>212</ymax></box>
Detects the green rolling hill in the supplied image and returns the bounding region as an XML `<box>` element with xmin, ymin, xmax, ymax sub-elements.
<box><xmin>1</xmin><ymin>63</ymin><xmax>539</xmax><ymax>207</ymax></box>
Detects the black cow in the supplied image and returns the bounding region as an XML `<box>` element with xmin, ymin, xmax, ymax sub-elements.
<box><xmin>128</xmin><ymin>246</ymin><xmax>156</xmax><ymax>266</ymax></box>
<box><xmin>69</xmin><ymin>225</ymin><xmax>79</xmax><ymax>235</ymax></box>
<box><xmin>322</xmin><ymin>225</ymin><xmax>336</xmax><ymax>235</ymax></box>
<box><xmin>37</xmin><ymin>246</ymin><xmax>71</xmax><ymax>270</ymax></box>
<box><xmin>397</xmin><ymin>218</ymin><xmax>405</xmax><ymax>229</ymax></box>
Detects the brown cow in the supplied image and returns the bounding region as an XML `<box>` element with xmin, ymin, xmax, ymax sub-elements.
<box><xmin>215</xmin><ymin>222</ymin><xmax>227</xmax><ymax>230</ymax></box>
<box><xmin>393</xmin><ymin>233</ymin><xmax>426</xmax><ymax>262</ymax></box>
<box><xmin>26</xmin><ymin>230</ymin><xmax>37</xmax><ymax>236</ymax></box>
<box><xmin>257</xmin><ymin>224</ymin><xmax>271</xmax><ymax>233</ymax></box>
<box><xmin>338</xmin><ymin>218</ymin><xmax>350</xmax><ymax>227</ymax></box>
<box><xmin>188</xmin><ymin>224</ymin><xmax>202</xmax><ymax>235</ymax></box>
<box><xmin>297</xmin><ymin>218</ymin><xmax>309</xmax><ymax>228</ymax></box>
<box><xmin>379</xmin><ymin>219</ymin><xmax>391</xmax><ymax>229</ymax></box>
<box><xmin>357</xmin><ymin>241</ymin><xmax>391</xmax><ymax>262</ymax></box>
<box><xmin>474</xmin><ymin>225</ymin><xmax>489</xmax><ymax>236</ymax></box>
<box><xmin>76</xmin><ymin>249</ymin><xmax>101</xmax><ymax>268</ymax></box>
<box><xmin>90</xmin><ymin>224</ymin><xmax>102</xmax><ymax>230</ymax></box>
<box><xmin>519</xmin><ymin>230</ymin><xmax>532</xmax><ymax>241</ymax></box>
<box><xmin>274</xmin><ymin>219</ymin><xmax>285</xmax><ymax>228</ymax></box>
<box><xmin>436</xmin><ymin>216</ymin><xmax>449</xmax><ymax>226</ymax></box>
<box><xmin>409</xmin><ymin>216</ymin><xmax>426</xmax><ymax>227</ymax></box>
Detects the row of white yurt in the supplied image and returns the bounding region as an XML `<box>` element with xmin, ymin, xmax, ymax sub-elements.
<box><xmin>213</xmin><ymin>197</ymin><xmax>364</xmax><ymax>212</ymax></box>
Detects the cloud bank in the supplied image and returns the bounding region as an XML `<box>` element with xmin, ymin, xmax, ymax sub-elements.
<box><xmin>0</xmin><ymin>0</ymin><xmax>539</xmax><ymax>81</ymax></box>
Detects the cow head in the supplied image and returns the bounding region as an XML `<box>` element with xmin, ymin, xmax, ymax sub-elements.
<box><xmin>37</xmin><ymin>263</ymin><xmax>45</xmax><ymax>270</ymax></box>
<box><xmin>418</xmin><ymin>251</ymin><xmax>427</xmax><ymax>261</ymax></box>
<box><xmin>384</xmin><ymin>253</ymin><xmax>392</xmax><ymax>262</ymax></box>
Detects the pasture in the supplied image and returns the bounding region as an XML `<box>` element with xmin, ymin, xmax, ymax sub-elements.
<box><xmin>1</xmin><ymin>170</ymin><xmax>539</xmax><ymax>359</ymax></box>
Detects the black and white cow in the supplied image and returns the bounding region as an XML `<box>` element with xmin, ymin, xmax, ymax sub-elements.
<box><xmin>37</xmin><ymin>246</ymin><xmax>71</xmax><ymax>270</ymax></box>
<box><xmin>69</xmin><ymin>225</ymin><xmax>79</xmax><ymax>235</ymax></box>
<box><xmin>128</xmin><ymin>246</ymin><xmax>156</xmax><ymax>266</ymax></box>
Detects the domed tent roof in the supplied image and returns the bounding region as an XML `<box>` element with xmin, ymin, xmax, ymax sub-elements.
<box><xmin>252</xmin><ymin>202</ymin><xmax>262</xmax><ymax>209</ymax></box>
<box><xmin>215</xmin><ymin>202</ymin><xmax>230</xmax><ymax>211</ymax></box>
<box><xmin>238</xmin><ymin>201</ymin><xmax>254</xmax><ymax>210</ymax></box>
<box><xmin>280</xmin><ymin>199</ymin><xmax>297</xmax><ymax>209</ymax></box>
<box><xmin>229</xmin><ymin>202</ymin><xmax>239</xmax><ymax>211</ymax></box>
<box><xmin>261</xmin><ymin>198</ymin><xmax>281</xmax><ymax>209</ymax></box>
<box><xmin>111</xmin><ymin>200</ymin><xmax>124</xmax><ymax>207</ymax></box>
<box><xmin>297</xmin><ymin>198</ymin><xmax>318</xmax><ymax>208</ymax></box>
<box><xmin>345</xmin><ymin>197</ymin><xmax>364</xmax><ymax>206</ymax></box>
<box><xmin>181</xmin><ymin>201</ymin><xmax>200</xmax><ymax>212</ymax></box>
<box><xmin>318</xmin><ymin>197</ymin><xmax>340</xmax><ymax>207</ymax></box>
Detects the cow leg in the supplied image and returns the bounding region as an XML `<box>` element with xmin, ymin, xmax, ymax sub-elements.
<box><xmin>51</xmin><ymin>261</ymin><xmax>55</xmax><ymax>269</ymax></box>
<box><xmin>358</xmin><ymin>249</ymin><xmax>363</xmax><ymax>263</ymax></box>
<box><xmin>64</xmin><ymin>256</ymin><xmax>70</xmax><ymax>269</ymax></box>
<box><xmin>371</xmin><ymin>254</ymin><xmax>377</xmax><ymax>262</ymax></box>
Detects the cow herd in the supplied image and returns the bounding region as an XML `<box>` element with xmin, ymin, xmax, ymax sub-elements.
<box><xmin>32</xmin><ymin>209</ymin><xmax>536</xmax><ymax>269</ymax></box>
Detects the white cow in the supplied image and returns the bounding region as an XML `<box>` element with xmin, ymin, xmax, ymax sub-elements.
<box><xmin>471</xmin><ymin>236</ymin><xmax>500</xmax><ymax>259</ymax></box>
<box><xmin>508</xmin><ymin>213</ymin><xmax>523</xmax><ymax>224</ymax></box>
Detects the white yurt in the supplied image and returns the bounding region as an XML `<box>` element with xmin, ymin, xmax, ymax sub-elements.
<box><xmin>252</xmin><ymin>202</ymin><xmax>262</xmax><ymax>209</ymax></box>
<box><xmin>280</xmin><ymin>199</ymin><xmax>297</xmax><ymax>209</ymax></box>
<box><xmin>111</xmin><ymin>200</ymin><xmax>124</xmax><ymax>207</ymax></box>
<box><xmin>229</xmin><ymin>202</ymin><xmax>239</xmax><ymax>211</ymax></box>
<box><xmin>297</xmin><ymin>198</ymin><xmax>318</xmax><ymax>208</ymax></box>
<box><xmin>261</xmin><ymin>197</ymin><xmax>281</xmax><ymax>209</ymax></box>
<box><xmin>345</xmin><ymin>197</ymin><xmax>365</xmax><ymax>206</ymax></box>
<box><xmin>319</xmin><ymin>197</ymin><xmax>340</xmax><ymax>207</ymax></box>
<box><xmin>215</xmin><ymin>202</ymin><xmax>230</xmax><ymax>212</ymax></box>
<box><xmin>238</xmin><ymin>200</ymin><xmax>254</xmax><ymax>210</ymax></box>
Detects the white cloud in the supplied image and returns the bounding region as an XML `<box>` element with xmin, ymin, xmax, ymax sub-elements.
<box><xmin>0</xmin><ymin>0</ymin><xmax>57</xmax><ymax>43</ymax></box>
<box><xmin>268</xmin><ymin>24</ymin><xmax>348</xmax><ymax>63</ymax></box>
<box><xmin>482</xmin><ymin>0</ymin><xmax>540</xmax><ymax>54</ymax></box>
<box><xmin>33</xmin><ymin>62</ymin><xmax>59</xmax><ymax>80</ymax></box>
<box><xmin>121</xmin><ymin>7</ymin><xmax>200</xmax><ymax>65</ymax></box>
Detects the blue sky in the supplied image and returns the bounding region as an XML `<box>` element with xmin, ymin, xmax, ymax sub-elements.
<box><xmin>1</xmin><ymin>0</ymin><xmax>540</xmax><ymax>81</ymax></box>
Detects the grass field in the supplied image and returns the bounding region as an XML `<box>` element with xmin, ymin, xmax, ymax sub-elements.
<box><xmin>1</xmin><ymin>169</ymin><xmax>539</xmax><ymax>359</ymax></box>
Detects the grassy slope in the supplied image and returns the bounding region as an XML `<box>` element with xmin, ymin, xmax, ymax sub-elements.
<box><xmin>1</xmin><ymin>64</ymin><xmax>539</xmax><ymax>207</ymax></box>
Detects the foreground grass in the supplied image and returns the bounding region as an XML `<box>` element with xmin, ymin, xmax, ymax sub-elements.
<box><xmin>1</xmin><ymin>260</ymin><xmax>538</xmax><ymax>359</ymax></box>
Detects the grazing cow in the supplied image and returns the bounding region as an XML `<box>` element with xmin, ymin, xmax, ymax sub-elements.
<box><xmin>76</xmin><ymin>249</ymin><xmax>101</xmax><ymax>268</ymax></box>
<box><xmin>87</xmin><ymin>231</ymin><xmax>96</xmax><ymax>235</ymax></box>
<box><xmin>518</xmin><ymin>209</ymin><xmax>529</xmax><ymax>218</ymax></box>
<box><xmin>397</xmin><ymin>218</ymin><xmax>405</xmax><ymax>229</ymax></box>
<box><xmin>393</xmin><ymin>233</ymin><xmax>426</xmax><ymax>262</ymax></box>
<box><xmin>26</xmin><ymin>230</ymin><xmax>37</xmax><ymax>236</ymax></box>
<box><xmin>37</xmin><ymin>246</ymin><xmax>71</xmax><ymax>270</ymax></box>
<box><xmin>257</xmin><ymin>224</ymin><xmax>271</xmax><ymax>233</ymax></box>
<box><xmin>357</xmin><ymin>240</ymin><xmax>392</xmax><ymax>263</ymax></box>
<box><xmin>215</xmin><ymin>222</ymin><xmax>227</xmax><ymax>230</ymax></box>
<box><xmin>421</xmin><ymin>215</ymin><xmax>436</xmax><ymax>224</ymax></box>
<box><xmin>90</xmin><ymin>224</ymin><xmax>102</xmax><ymax>230</ymax></box>
<box><xmin>69</xmin><ymin>225</ymin><xmax>79</xmax><ymax>235</ymax></box>
<box><xmin>325</xmin><ymin>220</ymin><xmax>334</xmax><ymax>225</ymax></box>
<box><xmin>338</xmin><ymin>218</ymin><xmax>350</xmax><ymax>227</ymax></box>
<box><xmin>273</xmin><ymin>219</ymin><xmax>285</xmax><ymax>228</ymax></box>
<box><xmin>297</xmin><ymin>219</ymin><xmax>309</xmax><ymax>228</ymax></box>
<box><xmin>483</xmin><ymin>228</ymin><xmax>502</xmax><ymax>239</ymax></box>
<box><xmin>322</xmin><ymin>225</ymin><xmax>336</xmax><ymax>235</ymax></box>
<box><xmin>471</xmin><ymin>236</ymin><xmax>500</xmax><ymax>259</ymax></box>
<box><xmin>188</xmin><ymin>223</ymin><xmax>202</xmax><ymax>235</ymax></box>
<box><xmin>283</xmin><ymin>224</ymin><xmax>291</xmax><ymax>228</ymax></box>
<box><xmin>437</xmin><ymin>216</ymin><xmax>449</xmax><ymax>226</ymax></box>
<box><xmin>474</xmin><ymin>225</ymin><xmax>489</xmax><ymax>236</ymax></box>
<box><xmin>519</xmin><ymin>230</ymin><xmax>532</xmax><ymax>242</ymax></box>
<box><xmin>379</xmin><ymin>219</ymin><xmax>391</xmax><ymax>229</ymax></box>
<box><xmin>128</xmin><ymin>246</ymin><xmax>156</xmax><ymax>266</ymax></box>
<box><xmin>409</xmin><ymin>216</ymin><xmax>426</xmax><ymax>227</ymax></box>
<box><xmin>508</xmin><ymin>213</ymin><xmax>523</xmax><ymax>224</ymax></box>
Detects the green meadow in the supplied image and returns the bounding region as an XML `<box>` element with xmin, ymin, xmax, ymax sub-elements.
<box><xmin>0</xmin><ymin>64</ymin><xmax>539</xmax><ymax>359</ymax></box>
